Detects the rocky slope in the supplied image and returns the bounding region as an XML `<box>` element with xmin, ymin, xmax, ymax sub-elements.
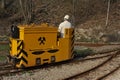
<box><xmin>0</xmin><ymin>0</ymin><xmax>119</xmax><ymax>42</ymax></box>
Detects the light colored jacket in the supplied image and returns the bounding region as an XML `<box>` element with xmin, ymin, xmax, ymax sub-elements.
<box><xmin>58</xmin><ymin>20</ymin><xmax>72</xmax><ymax>37</ymax></box>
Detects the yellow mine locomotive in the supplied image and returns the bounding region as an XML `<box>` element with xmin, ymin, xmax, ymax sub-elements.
<box><xmin>8</xmin><ymin>23</ymin><xmax>74</xmax><ymax>68</ymax></box>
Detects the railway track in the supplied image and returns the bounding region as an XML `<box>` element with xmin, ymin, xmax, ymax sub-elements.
<box><xmin>0</xmin><ymin>42</ymin><xmax>120</xmax><ymax>79</ymax></box>
<box><xmin>0</xmin><ymin>55</ymin><xmax>110</xmax><ymax>77</ymax></box>
<box><xmin>97</xmin><ymin>66</ymin><xmax>120</xmax><ymax>80</ymax></box>
<box><xmin>0</xmin><ymin>50</ymin><xmax>119</xmax><ymax>78</ymax></box>
<box><xmin>0</xmin><ymin>41</ymin><xmax>8</xmax><ymax>45</ymax></box>
<box><xmin>63</xmin><ymin>50</ymin><xmax>120</xmax><ymax>80</ymax></box>
<box><xmin>0</xmin><ymin>64</ymin><xmax>14</xmax><ymax>71</ymax></box>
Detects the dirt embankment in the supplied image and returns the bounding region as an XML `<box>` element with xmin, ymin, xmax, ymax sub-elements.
<box><xmin>0</xmin><ymin>0</ymin><xmax>119</xmax><ymax>42</ymax></box>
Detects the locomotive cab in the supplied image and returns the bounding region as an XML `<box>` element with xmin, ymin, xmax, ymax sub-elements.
<box><xmin>9</xmin><ymin>23</ymin><xmax>74</xmax><ymax>68</ymax></box>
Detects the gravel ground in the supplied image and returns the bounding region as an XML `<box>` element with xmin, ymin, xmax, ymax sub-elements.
<box><xmin>88</xmin><ymin>45</ymin><xmax>120</xmax><ymax>53</ymax></box>
<box><xmin>75</xmin><ymin>45</ymin><xmax>120</xmax><ymax>53</ymax></box>
<box><xmin>2</xmin><ymin>57</ymin><xmax>109</xmax><ymax>80</ymax></box>
<box><xmin>1</xmin><ymin>45</ymin><xmax>120</xmax><ymax>80</ymax></box>
<box><xmin>104</xmin><ymin>68</ymin><xmax>120</xmax><ymax>80</ymax></box>
<box><xmin>76</xmin><ymin>52</ymin><xmax>120</xmax><ymax>80</ymax></box>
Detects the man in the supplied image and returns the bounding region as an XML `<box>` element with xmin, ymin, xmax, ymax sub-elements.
<box><xmin>58</xmin><ymin>15</ymin><xmax>72</xmax><ymax>38</ymax></box>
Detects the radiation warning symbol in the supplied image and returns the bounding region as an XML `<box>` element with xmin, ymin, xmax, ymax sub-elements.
<box><xmin>38</xmin><ymin>37</ymin><xmax>46</xmax><ymax>45</ymax></box>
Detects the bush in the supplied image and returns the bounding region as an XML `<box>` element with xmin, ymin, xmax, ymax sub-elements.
<box><xmin>74</xmin><ymin>48</ymin><xmax>93</xmax><ymax>58</ymax></box>
<box><xmin>0</xmin><ymin>56</ymin><xmax>6</xmax><ymax>61</ymax></box>
<box><xmin>0</xmin><ymin>44</ymin><xmax>9</xmax><ymax>51</ymax></box>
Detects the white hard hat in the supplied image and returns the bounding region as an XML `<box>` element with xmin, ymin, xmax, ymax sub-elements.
<box><xmin>64</xmin><ymin>15</ymin><xmax>69</xmax><ymax>20</ymax></box>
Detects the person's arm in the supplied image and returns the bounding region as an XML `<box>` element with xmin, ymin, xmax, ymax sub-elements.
<box><xmin>58</xmin><ymin>24</ymin><xmax>62</xmax><ymax>32</ymax></box>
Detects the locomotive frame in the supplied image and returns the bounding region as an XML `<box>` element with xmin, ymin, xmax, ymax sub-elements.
<box><xmin>8</xmin><ymin>23</ymin><xmax>74</xmax><ymax>68</ymax></box>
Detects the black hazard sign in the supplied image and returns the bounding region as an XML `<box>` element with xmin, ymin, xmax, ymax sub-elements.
<box><xmin>38</xmin><ymin>37</ymin><xmax>46</xmax><ymax>45</ymax></box>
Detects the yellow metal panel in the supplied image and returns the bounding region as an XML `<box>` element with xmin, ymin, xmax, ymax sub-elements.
<box><xmin>19</xmin><ymin>28</ymin><xmax>24</xmax><ymax>40</ymax></box>
<box><xmin>64</xmin><ymin>28</ymin><xmax>74</xmax><ymax>38</ymax></box>
<box><xmin>12</xmin><ymin>39</ymin><xmax>17</xmax><ymax>56</ymax></box>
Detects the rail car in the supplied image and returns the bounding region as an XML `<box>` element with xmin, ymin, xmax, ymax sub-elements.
<box><xmin>8</xmin><ymin>23</ymin><xmax>74</xmax><ymax>68</ymax></box>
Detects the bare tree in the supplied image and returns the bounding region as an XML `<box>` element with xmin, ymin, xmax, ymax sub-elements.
<box><xmin>105</xmin><ymin>0</ymin><xmax>111</xmax><ymax>28</ymax></box>
<box><xmin>26</xmin><ymin>0</ymin><xmax>32</xmax><ymax>23</ymax></box>
<box><xmin>19</xmin><ymin>0</ymin><xmax>32</xmax><ymax>24</ymax></box>
<box><xmin>1</xmin><ymin>0</ymin><xmax>5</xmax><ymax>9</ymax></box>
